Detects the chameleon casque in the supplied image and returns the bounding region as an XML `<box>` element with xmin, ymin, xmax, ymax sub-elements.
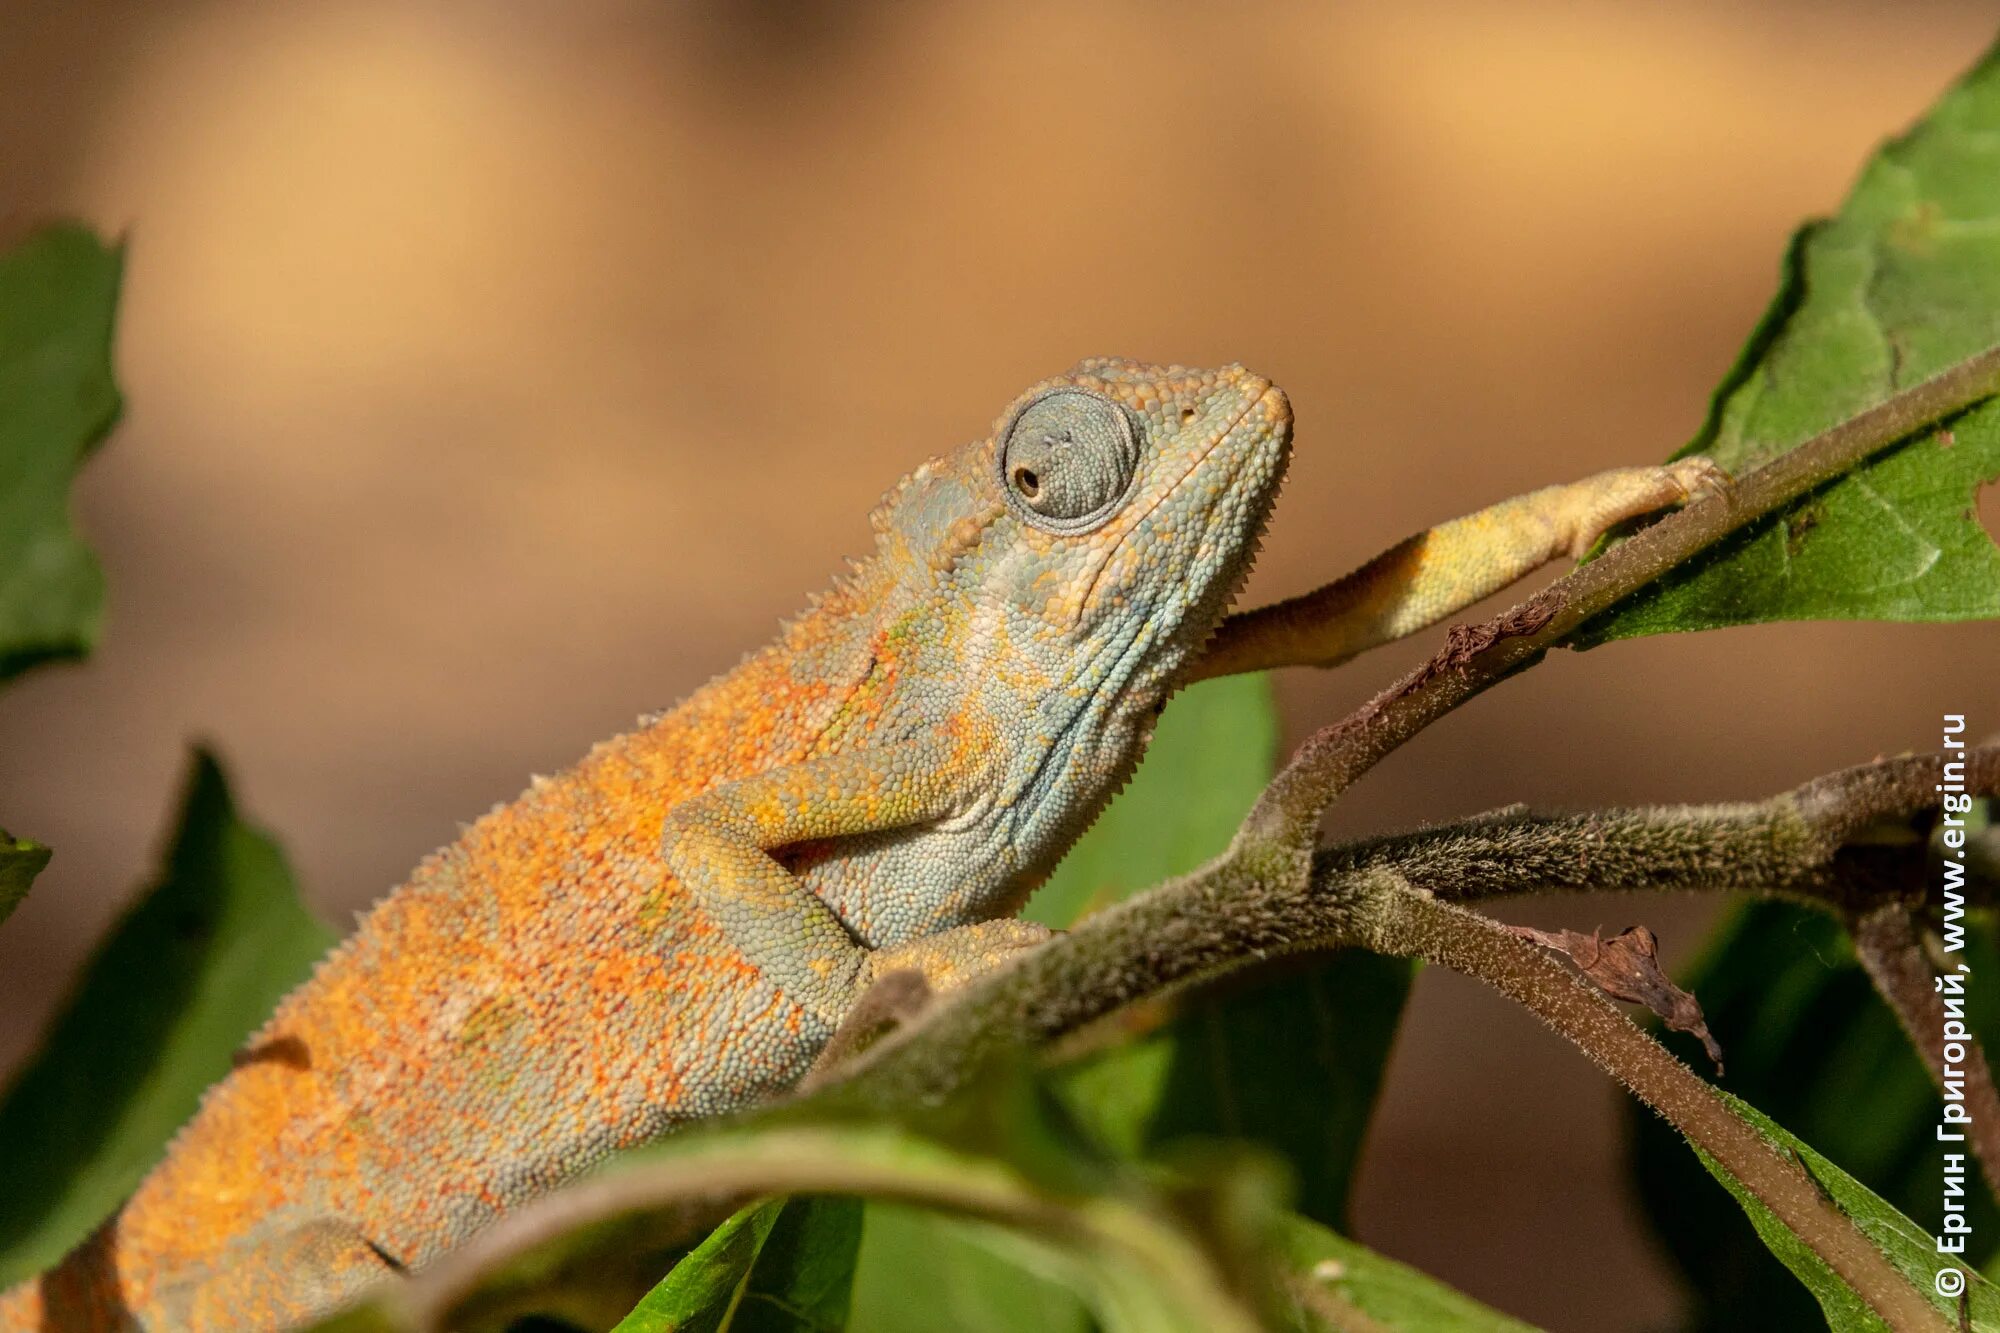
<box><xmin>1</xmin><ymin>358</ymin><xmax>1720</xmax><ymax>1330</ymax></box>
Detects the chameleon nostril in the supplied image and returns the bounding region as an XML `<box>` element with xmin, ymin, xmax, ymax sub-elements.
<box><xmin>1179</xmin><ymin>407</ymin><xmax>1197</xmax><ymax>424</ymax></box>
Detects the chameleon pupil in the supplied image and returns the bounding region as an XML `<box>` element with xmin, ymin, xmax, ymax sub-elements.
<box><xmin>1014</xmin><ymin>467</ymin><xmax>1040</xmax><ymax>497</ymax></box>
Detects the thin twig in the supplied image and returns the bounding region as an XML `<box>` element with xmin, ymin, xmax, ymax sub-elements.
<box><xmin>1794</xmin><ymin>746</ymin><xmax>2000</xmax><ymax>850</ymax></box>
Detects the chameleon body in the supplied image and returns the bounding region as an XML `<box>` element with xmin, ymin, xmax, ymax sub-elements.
<box><xmin>1</xmin><ymin>358</ymin><xmax>1720</xmax><ymax>1331</ymax></box>
<box><xmin>4</xmin><ymin>360</ymin><xmax>1293</xmax><ymax>1330</ymax></box>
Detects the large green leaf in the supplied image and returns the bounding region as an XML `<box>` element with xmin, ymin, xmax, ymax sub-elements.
<box><xmin>1633</xmin><ymin>902</ymin><xmax>2000</xmax><ymax>1330</ymax></box>
<box><xmin>0</xmin><ymin>750</ymin><xmax>334</xmax><ymax>1282</ymax></box>
<box><xmin>1055</xmin><ymin>950</ymin><xmax>1412</xmax><ymax>1231</ymax></box>
<box><xmin>616</xmin><ymin>1196</ymin><xmax>861</xmax><ymax>1333</ymax></box>
<box><xmin>0</xmin><ymin>223</ymin><xmax>122</xmax><ymax>680</ymax></box>
<box><xmin>0</xmin><ymin>828</ymin><xmax>51</xmax><ymax>927</ymax></box>
<box><xmin>1581</xmin><ymin>42</ymin><xmax>2000</xmax><ymax>643</ymax></box>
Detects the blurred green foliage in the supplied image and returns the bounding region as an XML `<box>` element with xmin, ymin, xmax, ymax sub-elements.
<box><xmin>0</xmin><ymin>223</ymin><xmax>121</xmax><ymax>681</ymax></box>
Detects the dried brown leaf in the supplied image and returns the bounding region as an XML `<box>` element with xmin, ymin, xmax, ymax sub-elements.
<box><xmin>1512</xmin><ymin>924</ymin><xmax>1725</xmax><ymax>1072</ymax></box>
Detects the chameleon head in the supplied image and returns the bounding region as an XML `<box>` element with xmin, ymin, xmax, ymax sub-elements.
<box><xmin>981</xmin><ymin>358</ymin><xmax>1291</xmax><ymax>683</ymax></box>
<box><xmin>870</xmin><ymin>358</ymin><xmax>1289</xmax><ymax>731</ymax></box>
<box><xmin>830</xmin><ymin>360</ymin><xmax>1291</xmax><ymax>926</ymax></box>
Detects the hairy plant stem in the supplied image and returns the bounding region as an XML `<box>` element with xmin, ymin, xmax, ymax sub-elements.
<box><xmin>1338</xmin><ymin>748</ymin><xmax>2000</xmax><ymax>909</ymax></box>
<box><xmin>1799</xmin><ymin>747</ymin><xmax>2000</xmax><ymax>1202</ymax></box>
<box><xmin>1361</xmin><ymin>887</ymin><xmax>1949</xmax><ymax>1333</ymax></box>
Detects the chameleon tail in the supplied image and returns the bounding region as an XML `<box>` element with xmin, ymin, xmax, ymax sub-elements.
<box><xmin>0</xmin><ymin>1226</ymin><xmax>131</xmax><ymax>1332</ymax></box>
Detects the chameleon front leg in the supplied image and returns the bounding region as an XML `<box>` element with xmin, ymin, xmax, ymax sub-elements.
<box><xmin>1189</xmin><ymin>459</ymin><xmax>1728</xmax><ymax>681</ymax></box>
<box><xmin>660</xmin><ymin>742</ymin><xmax>1049</xmax><ymax>1026</ymax></box>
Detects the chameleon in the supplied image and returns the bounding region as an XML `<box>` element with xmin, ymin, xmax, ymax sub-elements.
<box><xmin>0</xmin><ymin>358</ymin><xmax>1722</xmax><ymax>1331</ymax></box>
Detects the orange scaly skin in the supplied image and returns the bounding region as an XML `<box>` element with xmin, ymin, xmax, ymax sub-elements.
<box><xmin>0</xmin><ymin>355</ymin><xmax>1722</xmax><ymax>1330</ymax></box>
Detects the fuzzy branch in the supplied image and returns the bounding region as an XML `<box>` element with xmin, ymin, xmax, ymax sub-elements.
<box><xmin>1331</xmin><ymin>747</ymin><xmax>2000</xmax><ymax>908</ymax></box>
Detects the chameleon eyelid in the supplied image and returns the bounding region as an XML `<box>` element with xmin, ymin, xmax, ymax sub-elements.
<box><xmin>994</xmin><ymin>387</ymin><xmax>1142</xmax><ymax>535</ymax></box>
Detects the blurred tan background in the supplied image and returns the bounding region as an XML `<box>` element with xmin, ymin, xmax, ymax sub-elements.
<box><xmin>3</xmin><ymin>1</ymin><xmax>1999</xmax><ymax>1326</ymax></box>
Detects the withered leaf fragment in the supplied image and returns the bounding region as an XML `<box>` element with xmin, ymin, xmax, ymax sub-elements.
<box><xmin>1513</xmin><ymin>924</ymin><xmax>1725</xmax><ymax>1073</ymax></box>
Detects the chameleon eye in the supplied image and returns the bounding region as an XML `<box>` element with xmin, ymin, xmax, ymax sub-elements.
<box><xmin>998</xmin><ymin>389</ymin><xmax>1141</xmax><ymax>533</ymax></box>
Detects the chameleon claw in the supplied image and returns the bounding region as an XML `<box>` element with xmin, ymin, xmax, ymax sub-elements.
<box><xmin>1663</xmin><ymin>455</ymin><xmax>1734</xmax><ymax>506</ymax></box>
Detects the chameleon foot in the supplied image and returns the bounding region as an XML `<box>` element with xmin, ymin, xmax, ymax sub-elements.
<box><xmin>808</xmin><ymin>920</ymin><xmax>1056</xmax><ymax>1082</ymax></box>
<box><xmin>856</xmin><ymin>917</ymin><xmax>1054</xmax><ymax>997</ymax></box>
<box><xmin>1562</xmin><ymin>456</ymin><xmax>1733</xmax><ymax>558</ymax></box>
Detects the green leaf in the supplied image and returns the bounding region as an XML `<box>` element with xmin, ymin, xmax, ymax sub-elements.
<box><xmin>0</xmin><ymin>223</ymin><xmax>122</xmax><ymax>681</ymax></box>
<box><xmin>1632</xmin><ymin>903</ymin><xmax>2000</xmax><ymax>1330</ymax></box>
<box><xmin>619</xmin><ymin>1199</ymin><xmax>784</xmax><ymax>1332</ymax></box>
<box><xmin>1686</xmin><ymin>1089</ymin><xmax>2000</xmax><ymax>1331</ymax></box>
<box><xmin>1580</xmin><ymin>43</ymin><xmax>2000</xmax><ymax>643</ymax></box>
<box><xmin>0</xmin><ymin>827</ymin><xmax>51</xmax><ymax>927</ymax></box>
<box><xmin>617</xmin><ymin>1196</ymin><xmax>861</xmax><ymax>1333</ymax></box>
<box><xmin>0</xmin><ymin>749</ymin><xmax>334</xmax><ymax>1283</ymax></box>
<box><xmin>1055</xmin><ymin>951</ymin><xmax>1412</xmax><ymax>1231</ymax></box>
<box><xmin>1275</xmin><ymin>1216</ymin><xmax>1540</xmax><ymax>1332</ymax></box>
